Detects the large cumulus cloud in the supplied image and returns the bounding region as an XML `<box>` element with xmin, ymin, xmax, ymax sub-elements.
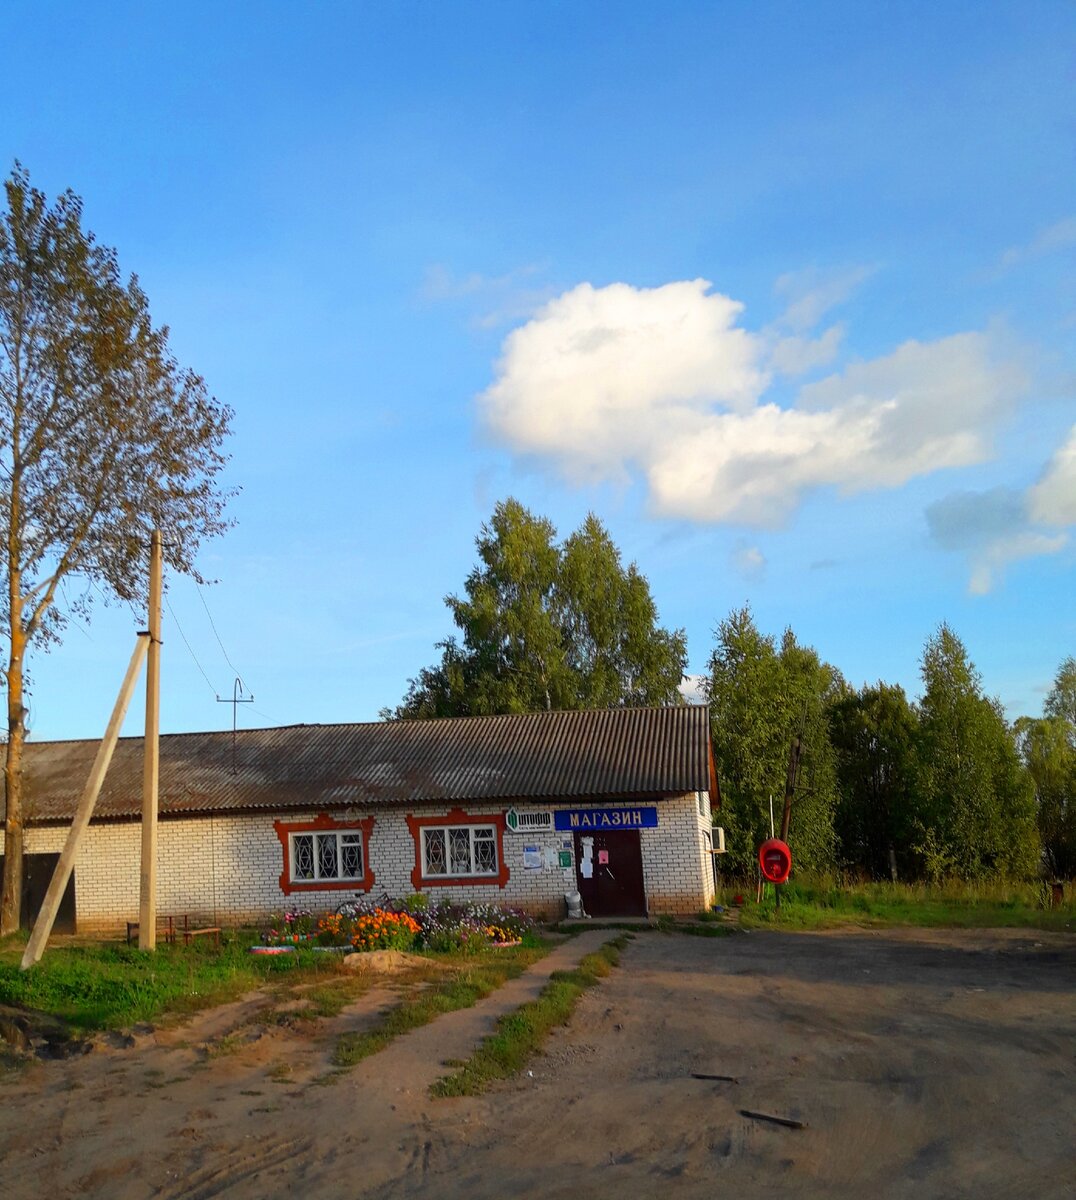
<box><xmin>479</xmin><ymin>278</ymin><xmax>1028</xmax><ymax>528</ymax></box>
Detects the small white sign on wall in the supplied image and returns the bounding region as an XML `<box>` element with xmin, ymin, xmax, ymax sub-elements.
<box><xmin>522</xmin><ymin>844</ymin><xmax>542</xmax><ymax>870</ymax></box>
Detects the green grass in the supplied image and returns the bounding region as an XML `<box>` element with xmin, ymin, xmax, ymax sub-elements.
<box><xmin>0</xmin><ymin>932</ymin><xmax>364</xmax><ymax>1031</ymax></box>
<box><xmin>432</xmin><ymin>936</ymin><xmax>627</xmax><ymax>1097</ymax></box>
<box><xmin>724</xmin><ymin>877</ymin><xmax>1076</xmax><ymax>932</ymax></box>
<box><xmin>331</xmin><ymin>942</ymin><xmax>548</xmax><ymax>1069</ymax></box>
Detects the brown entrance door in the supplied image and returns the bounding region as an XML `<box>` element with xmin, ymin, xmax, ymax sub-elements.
<box><xmin>0</xmin><ymin>853</ymin><xmax>76</xmax><ymax>933</ymax></box>
<box><xmin>574</xmin><ymin>829</ymin><xmax>646</xmax><ymax>917</ymax></box>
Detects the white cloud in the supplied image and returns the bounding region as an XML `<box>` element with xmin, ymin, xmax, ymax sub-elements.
<box><xmin>732</xmin><ymin>541</ymin><xmax>766</xmax><ymax>581</ymax></box>
<box><xmin>420</xmin><ymin>263</ymin><xmax>555</xmax><ymax>328</ymax></box>
<box><xmin>1000</xmin><ymin>216</ymin><xmax>1076</xmax><ymax>269</ymax></box>
<box><xmin>762</xmin><ymin>266</ymin><xmax>872</xmax><ymax>378</ymax></box>
<box><xmin>481</xmin><ymin>280</ymin><xmax>768</xmax><ymax>485</ymax></box>
<box><xmin>766</xmin><ymin>323</ymin><xmax>844</xmax><ymax>376</ymax></box>
<box><xmin>479</xmin><ymin>279</ymin><xmax>1027</xmax><ymax>527</ymax></box>
<box><xmin>678</xmin><ymin>673</ymin><xmax>708</xmax><ymax>705</ymax></box>
<box><xmin>967</xmin><ymin>531</ymin><xmax>1068</xmax><ymax>595</ymax></box>
<box><xmin>772</xmin><ymin>265</ymin><xmax>874</xmax><ymax>333</ymax></box>
<box><xmin>926</xmin><ymin>428</ymin><xmax>1076</xmax><ymax>593</ymax></box>
<box><xmin>1028</xmin><ymin>425</ymin><xmax>1076</xmax><ymax>526</ymax></box>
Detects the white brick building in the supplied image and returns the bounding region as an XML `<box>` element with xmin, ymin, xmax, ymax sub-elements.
<box><xmin>8</xmin><ymin>706</ymin><xmax>719</xmax><ymax>932</ymax></box>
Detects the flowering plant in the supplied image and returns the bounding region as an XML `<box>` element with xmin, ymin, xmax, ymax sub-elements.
<box><xmin>262</xmin><ymin>897</ymin><xmax>535</xmax><ymax>952</ymax></box>
<box><xmin>263</xmin><ymin>908</ymin><xmax>316</xmax><ymax>945</ymax></box>
<box><xmin>347</xmin><ymin>908</ymin><xmax>421</xmax><ymax>952</ymax></box>
<box><xmin>411</xmin><ymin>900</ymin><xmax>535</xmax><ymax>951</ymax></box>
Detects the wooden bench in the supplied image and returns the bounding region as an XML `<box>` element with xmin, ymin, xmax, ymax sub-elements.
<box><xmin>181</xmin><ymin>919</ymin><xmax>221</xmax><ymax>947</ymax></box>
<box><xmin>126</xmin><ymin>915</ymin><xmax>178</xmax><ymax>945</ymax></box>
<box><xmin>125</xmin><ymin>914</ymin><xmax>221</xmax><ymax>947</ymax></box>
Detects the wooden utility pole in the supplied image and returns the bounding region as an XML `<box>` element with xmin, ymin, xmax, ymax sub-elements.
<box><xmin>139</xmin><ymin>529</ymin><xmax>163</xmax><ymax>950</ymax></box>
<box><xmin>21</xmin><ymin>635</ymin><xmax>150</xmax><ymax>969</ymax></box>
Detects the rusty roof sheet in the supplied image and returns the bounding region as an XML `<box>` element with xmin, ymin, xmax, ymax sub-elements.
<box><xmin>12</xmin><ymin>705</ymin><xmax>713</xmax><ymax>823</ymax></box>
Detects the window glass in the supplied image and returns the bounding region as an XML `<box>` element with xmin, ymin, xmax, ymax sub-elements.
<box><xmin>293</xmin><ymin>833</ymin><xmax>315</xmax><ymax>880</ymax></box>
<box><xmin>424</xmin><ymin>828</ymin><xmax>447</xmax><ymax>875</ymax></box>
<box><xmin>473</xmin><ymin>829</ymin><xmax>496</xmax><ymax>873</ymax></box>
<box><xmin>420</xmin><ymin>824</ymin><xmax>498</xmax><ymax>877</ymax></box>
<box><xmin>449</xmin><ymin>827</ymin><xmax>472</xmax><ymax>874</ymax></box>
<box><xmin>317</xmin><ymin>833</ymin><xmax>338</xmax><ymax>879</ymax></box>
<box><xmin>341</xmin><ymin>833</ymin><xmax>363</xmax><ymax>878</ymax></box>
<box><xmin>289</xmin><ymin>828</ymin><xmax>365</xmax><ymax>883</ymax></box>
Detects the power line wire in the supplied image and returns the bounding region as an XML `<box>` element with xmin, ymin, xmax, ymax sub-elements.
<box><xmin>195</xmin><ymin>580</ymin><xmax>243</xmax><ymax>679</ymax></box>
<box><xmin>165</xmin><ymin>595</ymin><xmax>217</xmax><ymax>698</ymax></box>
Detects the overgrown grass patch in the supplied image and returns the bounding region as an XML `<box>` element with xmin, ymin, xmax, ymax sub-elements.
<box><xmin>432</xmin><ymin>936</ymin><xmax>627</xmax><ymax>1098</ymax></box>
<box><xmin>726</xmin><ymin>877</ymin><xmax>1076</xmax><ymax>932</ymax></box>
<box><xmin>672</xmin><ymin>921</ymin><xmax>737</xmax><ymax>938</ymax></box>
<box><xmin>331</xmin><ymin>942</ymin><xmax>548</xmax><ymax>1069</ymax></box>
<box><xmin>0</xmin><ymin>934</ymin><xmax>361</xmax><ymax>1031</ymax></box>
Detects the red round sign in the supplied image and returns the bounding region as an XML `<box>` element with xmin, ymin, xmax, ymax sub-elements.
<box><xmin>758</xmin><ymin>838</ymin><xmax>792</xmax><ymax>884</ymax></box>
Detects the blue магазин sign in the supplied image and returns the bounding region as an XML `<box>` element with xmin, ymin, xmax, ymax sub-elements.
<box><xmin>553</xmin><ymin>807</ymin><xmax>658</xmax><ymax>831</ymax></box>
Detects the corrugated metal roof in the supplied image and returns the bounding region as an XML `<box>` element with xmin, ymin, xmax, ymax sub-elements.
<box><xmin>11</xmin><ymin>705</ymin><xmax>713</xmax><ymax>823</ymax></box>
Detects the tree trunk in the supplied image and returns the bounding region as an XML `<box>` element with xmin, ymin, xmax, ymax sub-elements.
<box><xmin>0</xmin><ymin>558</ymin><xmax>25</xmax><ymax>933</ymax></box>
<box><xmin>1</xmin><ymin>631</ymin><xmax>26</xmax><ymax>935</ymax></box>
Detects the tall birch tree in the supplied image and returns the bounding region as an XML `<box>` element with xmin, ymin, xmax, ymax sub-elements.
<box><xmin>388</xmin><ymin>499</ymin><xmax>686</xmax><ymax>718</ymax></box>
<box><xmin>0</xmin><ymin>166</ymin><xmax>233</xmax><ymax>932</ymax></box>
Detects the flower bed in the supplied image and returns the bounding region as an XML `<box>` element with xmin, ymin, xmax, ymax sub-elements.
<box><xmin>263</xmin><ymin>898</ymin><xmax>536</xmax><ymax>954</ymax></box>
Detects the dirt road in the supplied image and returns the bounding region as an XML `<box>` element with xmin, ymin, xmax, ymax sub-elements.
<box><xmin>1</xmin><ymin>926</ymin><xmax>1072</xmax><ymax>1199</ymax></box>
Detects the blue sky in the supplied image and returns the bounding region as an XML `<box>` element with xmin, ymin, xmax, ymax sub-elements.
<box><xmin>5</xmin><ymin>1</ymin><xmax>1074</xmax><ymax>741</ymax></box>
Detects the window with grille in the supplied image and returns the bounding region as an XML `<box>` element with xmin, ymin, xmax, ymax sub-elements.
<box><xmin>422</xmin><ymin>824</ymin><xmax>498</xmax><ymax>878</ymax></box>
<box><xmin>405</xmin><ymin>808</ymin><xmax>509</xmax><ymax>890</ymax></box>
<box><xmin>273</xmin><ymin>813</ymin><xmax>376</xmax><ymax>895</ymax></box>
<box><xmin>290</xmin><ymin>830</ymin><xmax>364</xmax><ymax>883</ymax></box>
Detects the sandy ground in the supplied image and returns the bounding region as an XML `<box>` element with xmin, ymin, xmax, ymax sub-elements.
<box><xmin>0</xmin><ymin>925</ymin><xmax>1073</xmax><ymax>1199</ymax></box>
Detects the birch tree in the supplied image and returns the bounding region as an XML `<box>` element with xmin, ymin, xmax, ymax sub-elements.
<box><xmin>0</xmin><ymin>166</ymin><xmax>233</xmax><ymax>932</ymax></box>
<box><xmin>913</xmin><ymin>624</ymin><xmax>1038</xmax><ymax>879</ymax></box>
<box><xmin>388</xmin><ymin>499</ymin><xmax>686</xmax><ymax>718</ymax></box>
<box><xmin>706</xmin><ymin>607</ymin><xmax>842</xmax><ymax>873</ymax></box>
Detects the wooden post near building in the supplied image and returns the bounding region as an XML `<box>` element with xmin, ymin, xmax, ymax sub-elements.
<box><xmin>139</xmin><ymin>529</ymin><xmax>163</xmax><ymax>951</ymax></box>
<box><xmin>20</xmin><ymin>635</ymin><xmax>150</xmax><ymax>969</ymax></box>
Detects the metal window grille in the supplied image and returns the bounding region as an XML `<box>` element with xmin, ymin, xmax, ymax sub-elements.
<box><xmin>340</xmin><ymin>833</ymin><xmax>363</xmax><ymax>878</ymax></box>
<box><xmin>421</xmin><ymin>824</ymin><xmax>498</xmax><ymax>877</ymax></box>
<box><xmin>449</xmin><ymin>827</ymin><xmax>471</xmax><ymax>874</ymax></box>
<box><xmin>317</xmin><ymin>833</ymin><xmax>338</xmax><ymax>879</ymax></box>
<box><xmin>473</xmin><ymin>828</ymin><xmax>496</xmax><ymax>873</ymax></box>
<box><xmin>293</xmin><ymin>834</ymin><xmax>315</xmax><ymax>880</ymax></box>
<box><xmin>290</xmin><ymin>829</ymin><xmax>364</xmax><ymax>883</ymax></box>
<box><xmin>424</xmin><ymin>828</ymin><xmax>447</xmax><ymax>875</ymax></box>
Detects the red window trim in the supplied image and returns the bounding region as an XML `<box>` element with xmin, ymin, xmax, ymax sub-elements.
<box><xmin>273</xmin><ymin>812</ymin><xmax>376</xmax><ymax>896</ymax></box>
<box><xmin>405</xmin><ymin>807</ymin><xmax>510</xmax><ymax>890</ymax></box>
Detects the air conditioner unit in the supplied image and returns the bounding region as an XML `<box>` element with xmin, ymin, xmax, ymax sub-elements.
<box><xmin>711</xmin><ymin>827</ymin><xmax>726</xmax><ymax>854</ymax></box>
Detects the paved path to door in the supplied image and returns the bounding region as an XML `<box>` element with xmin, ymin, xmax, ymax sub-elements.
<box><xmin>349</xmin><ymin>926</ymin><xmax>620</xmax><ymax>1102</ymax></box>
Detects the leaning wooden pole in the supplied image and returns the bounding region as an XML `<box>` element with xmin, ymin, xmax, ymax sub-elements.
<box><xmin>139</xmin><ymin>530</ymin><xmax>163</xmax><ymax>951</ymax></box>
<box><xmin>21</xmin><ymin>635</ymin><xmax>150</xmax><ymax>969</ymax></box>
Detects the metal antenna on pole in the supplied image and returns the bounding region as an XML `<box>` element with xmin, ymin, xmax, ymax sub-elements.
<box><xmin>217</xmin><ymin>676</ymin><xmax>253</xmax><ymax>775</ymax></box>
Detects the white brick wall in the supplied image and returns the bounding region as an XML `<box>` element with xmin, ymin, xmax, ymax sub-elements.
<box><xmin>25</xmin><ymin>790</ymin><xmax>715</xmax><ymax>930</ymax></box>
